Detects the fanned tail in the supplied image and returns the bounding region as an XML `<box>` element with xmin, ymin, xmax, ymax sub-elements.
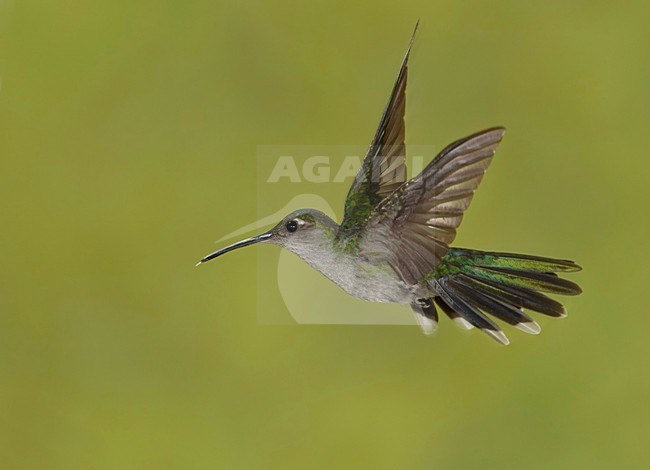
<box><xmin>430</xmin><ymin>248</ymin><xmax>582</xmax><ymax>345</ymax></box>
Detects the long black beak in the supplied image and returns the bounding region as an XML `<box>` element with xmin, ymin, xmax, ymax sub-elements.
<box><xmin>196</xmin><ymin>233</ymin><xmax>272</xmax><ymax>266</ymax></box>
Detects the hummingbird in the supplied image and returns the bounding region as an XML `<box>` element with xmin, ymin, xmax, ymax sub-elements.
<box><xmin>197</xmin><ymin>22</ymin><xmax>582</xmax><ymax>345</ymax></box>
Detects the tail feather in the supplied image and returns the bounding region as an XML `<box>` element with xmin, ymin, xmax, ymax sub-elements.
<box><xmin>434</xmin><ymin>297</ymin><xmax>474</xmax><ymax>330</ymax></box>
<box><xmin>469</xmin><ymin>265</ymin><xmax>582</xmax><ymax>296</ymax></box>
<box><xmin>431</xmin><ymin>248</ymin><xmax>582</xmax><ymax>344</ymax></box>
<box><xmin>461</xmin><ymin>250</ymin><xmax>581</xmax><ymax>273</ymax></box>
<box><xmin>435</xmin><ymin>278</ymin><xmax>510</xmax><ymax>345</ymax></box>
<box><xmin>462</xmin><ymin>272</ymin><xmax>568</xmax><ymax>317</ymax></box>
<box><xmin>453</xmin><ymin>276</ymin><xmax>541</xmax><ymax>334</ymax></box>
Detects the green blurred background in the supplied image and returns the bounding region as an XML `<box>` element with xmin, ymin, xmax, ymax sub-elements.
<box><xmin>1</xmin><ymin>0</ymin><xmax>649</xmax><ymax>468</ymax></box>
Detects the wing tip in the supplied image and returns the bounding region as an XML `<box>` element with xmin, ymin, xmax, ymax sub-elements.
<box><xmin>403</xmin><ymin>19</ymin><xmax>420</xmax><ymax>64</ymax></box>
<box><xmin>486</xmin><ymin>126</ymin><xmax>506</xmax><ymax>139</ymax></box>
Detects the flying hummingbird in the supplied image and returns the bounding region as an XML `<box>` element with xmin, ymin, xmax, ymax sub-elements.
<box><xmin>197</xmin><ymin>22</ymin><xmax>582</xmax><ymax>345</ymax></box>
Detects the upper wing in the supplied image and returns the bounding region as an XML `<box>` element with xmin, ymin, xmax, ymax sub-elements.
<box><xmin>360</xmin><ymin>127</ymin><xmax>506</xmax><ymax>284</ymax></box>
<box><xmin>338</xmin><ymin>21</ymin><xmax>418</xmax><ymax>236</ymax></box>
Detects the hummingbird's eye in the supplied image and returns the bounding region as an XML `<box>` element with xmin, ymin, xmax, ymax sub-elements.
<box><xmin>286</xmin><ymin>220</ymin><xmax>298</xmax><ymax>233</ymax></box>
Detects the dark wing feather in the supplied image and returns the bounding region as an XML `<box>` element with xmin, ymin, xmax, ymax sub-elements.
<box><xmin>360</xmin><ymin>127</ymin><xmax>506</xmax><ymax>284</ymax></box>
<box><xmin>338</xmin><ymin>21</ymin><xmax>418</xmax><ymax>236</ymax></box>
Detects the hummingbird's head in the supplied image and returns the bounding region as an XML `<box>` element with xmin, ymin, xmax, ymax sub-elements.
<box><xmin>196</xmin><ymin>208</ymin><xmax>337</xmax><ymax>265</ymax></box>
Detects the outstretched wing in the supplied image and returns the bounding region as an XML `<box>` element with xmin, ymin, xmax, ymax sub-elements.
<box><xmin>360</xmin><ymin>127</ymin><xmax>506</xmax><ymax>285</ymax></box>
<box><xmin>338</xmin><ymin>21</ymin><xmax>418</xmax><ymax>236</ymax></box>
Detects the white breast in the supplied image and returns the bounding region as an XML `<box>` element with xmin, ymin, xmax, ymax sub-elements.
<box><xmin>293</xmin><ymin>243</ymin><xmax>415</xmax><ymax>303</ymax></box>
